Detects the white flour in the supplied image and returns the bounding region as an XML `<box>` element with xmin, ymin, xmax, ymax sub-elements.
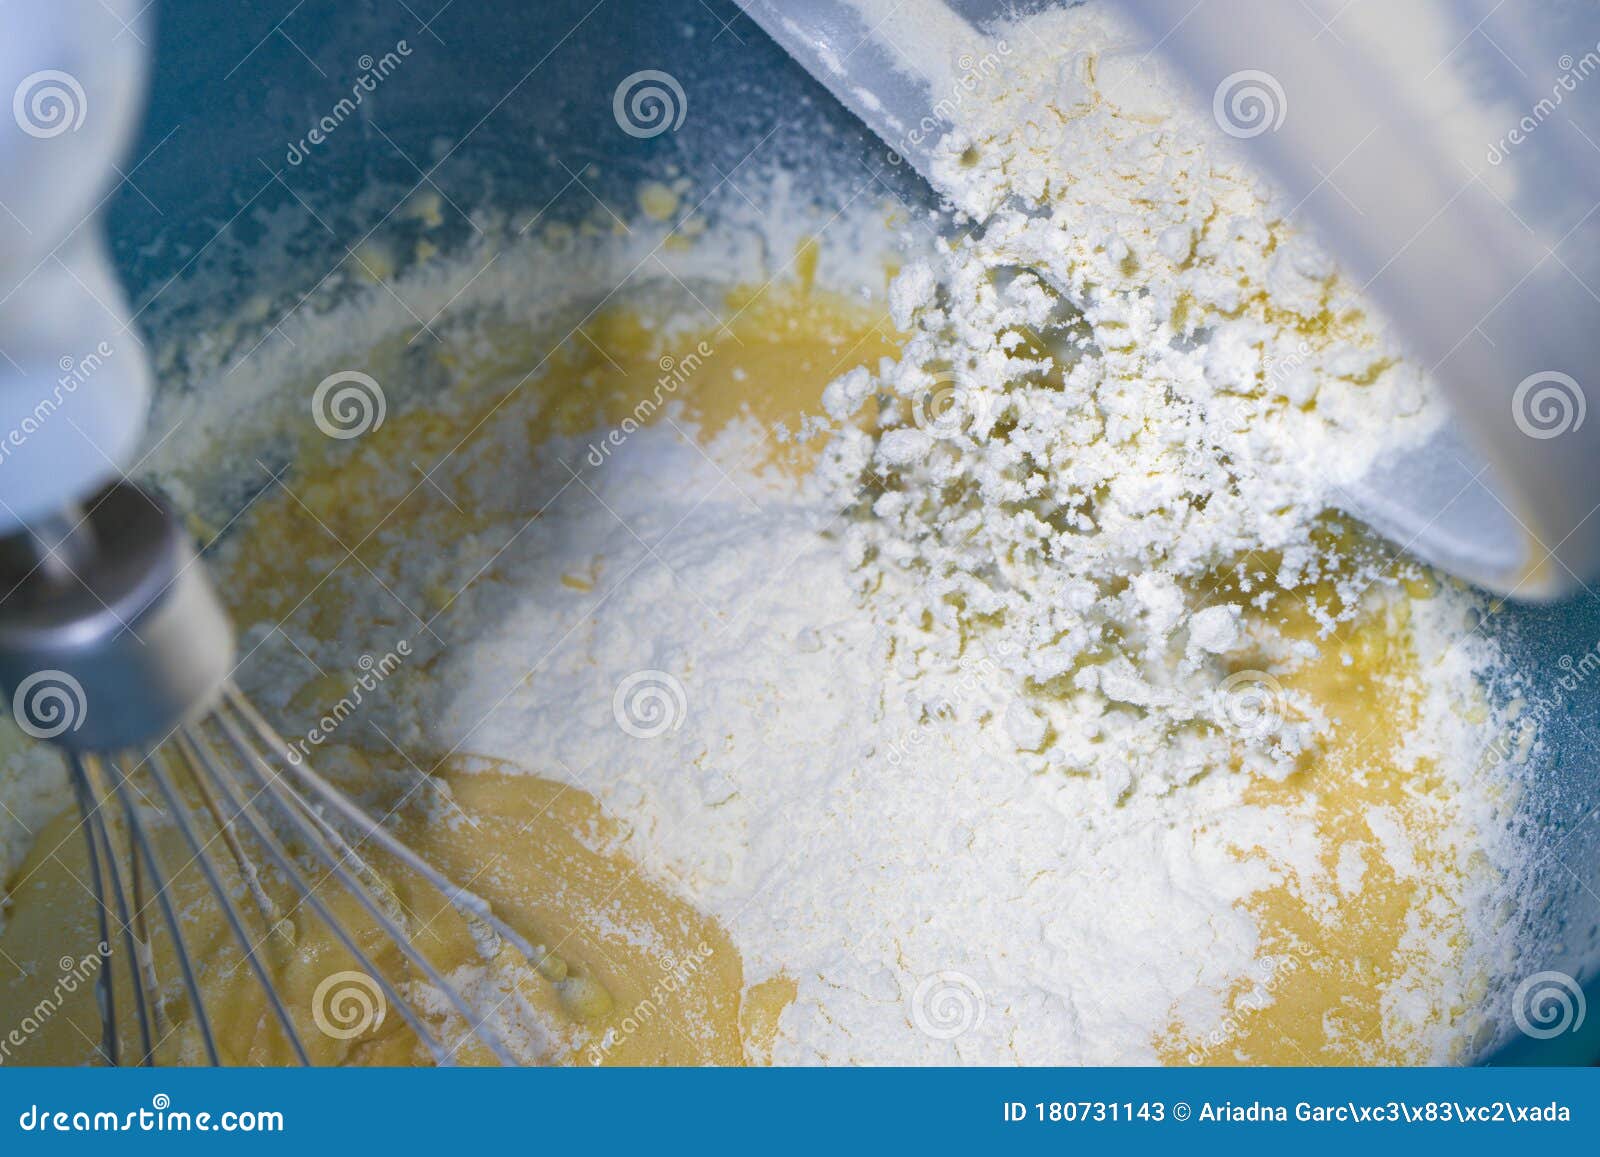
<box><xmin>312</xmin><ymin>407</ymin><xmax>1514</xmax><ymax>1064</ymax></box>
<box><xmin>297</xmin><ymin>416</ymin><xmax>1305</xmax><ymax>1063</ymax></box>
<box><xmin>816</xmin><ymin>0</ymin><xmax>1449</xmax><ymax>791</ymax></box>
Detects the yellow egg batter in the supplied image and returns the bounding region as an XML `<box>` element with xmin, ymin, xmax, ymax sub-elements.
<box><xmin>0</xmin><ymin>256</ymin><xmax>1501</xmax><ymax>1065</ymax></box>
<box><xmin>0</xmin><ymin>755</ymin><xmax>759</xmax><ymax>1065</ymax></box>
<box><xmin>1161</xmin><ymin>556</ymin><xmax>1501</xmax><ymax>1065</ymax></box>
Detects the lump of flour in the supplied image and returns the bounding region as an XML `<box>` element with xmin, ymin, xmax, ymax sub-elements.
<box><xmin>817</xmin><ymin>1</ymin><xmax>1446</xmax><ymax>791</ymax></box>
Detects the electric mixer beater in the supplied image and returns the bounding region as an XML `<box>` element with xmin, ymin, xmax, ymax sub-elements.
<box><xmin>0</xmin><ymin>483</ymin><xmax>562</xmax><ymax>1066</ymax></box>
<box><xmin>0</xmin><ymin>0</ymin><xmax>544</xmax><ymax>1065</ymax></box>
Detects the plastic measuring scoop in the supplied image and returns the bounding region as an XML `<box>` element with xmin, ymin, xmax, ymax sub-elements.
<box><xmin>743</xmin><ymin>0</ymin><xmax>1600</xmax><ymax>599</ymax></box>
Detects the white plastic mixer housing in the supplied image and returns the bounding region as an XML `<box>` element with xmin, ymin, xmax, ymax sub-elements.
<box><xmin>0</xmin><ymin>0</ymin><xmax>149</xmax><ymax>534</ymax></box>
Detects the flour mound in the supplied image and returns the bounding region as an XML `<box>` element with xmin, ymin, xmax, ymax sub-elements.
<box><xmin>817</xmin><ymin>3</ymin><xmax>1443</xmax><ymax>791</ymax></box>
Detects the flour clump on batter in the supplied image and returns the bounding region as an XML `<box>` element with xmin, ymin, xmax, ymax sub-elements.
<box><xmin>817</xmin><ymin>2</ymin><xmax>1450</xmax><ymax>791</ymax></box>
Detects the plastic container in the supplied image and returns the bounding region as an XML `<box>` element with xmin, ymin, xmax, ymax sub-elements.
<box><xmin>745</xmin><ymin>0</ymin><xmax>1600</xmax><ymax>601</ymax></box>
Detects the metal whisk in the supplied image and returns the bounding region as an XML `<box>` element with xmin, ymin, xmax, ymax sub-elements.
<box><xmin>0</xmin><ymin>479</ymin><xmax>540</xmax><ymax>1066</ymax></box>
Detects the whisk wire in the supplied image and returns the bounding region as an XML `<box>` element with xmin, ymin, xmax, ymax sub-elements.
<box><xmin>66</xmin><ymin>756</ymin><xmax>118</xmax><ymax>1066</ymax></box>
<box><xmin>226</xmin><ymin>686</ymin><xmax>550</xmax><ymax>967</ymax></box>
<box><xmin>108</xmin><ymin>753</ymin><xmax>221</xmax><ymax>1066</ymax></box>
<box><xmin>180</xmin><ymin>724</ymin><xmax>467</xmax><ymax>1066</ymax></box>
<box><xmin>63</xmin><ymin>689</ymin><xmax>529</xmax><ymax>1067</ymax></box>
<box><xmin>70</xmin><ymin>756</ymin><xmax>155</xmax><ymax>1065</ymax></box>
<box><xmin>184</xmin><ymin>743</ymin><xmax>284</xmax><ymax>934</ymax></box>
<box><xmin>208</xmin><ymin>708</ymin><xmax>519</xmax><ymax>1066</ymax></box>
<box><xmin>83</xmin><ymin>759</ymin><xmax>156</xmax><ymax>1065</ymax></box>
<box><xmin>148</xmin><ymin>740</ymin><xmax>310</xmax><ymax>1065</ymax></box>
<box><xmin>221</xmin><ymin>721</ymin><xmax>402</xmax><ymax>914</ymax></box>
<box><xmin>100</xmin><ymin>758</ymin><xmax>171</xmax><ymax>1048</ymax></box>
